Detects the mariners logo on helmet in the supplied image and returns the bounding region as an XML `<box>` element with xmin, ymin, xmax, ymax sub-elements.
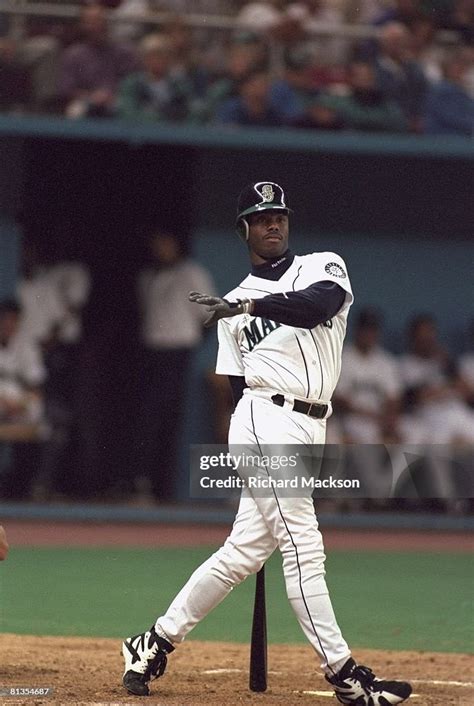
<box><xmin>261</xmin><ymin>184</ymin><xmax>275</xmax><ymax>202</ymax></box>
<box><xmin>236</xmin><ymin>181</ymin><xmax>290</xmax><ymax>226</ymax></box>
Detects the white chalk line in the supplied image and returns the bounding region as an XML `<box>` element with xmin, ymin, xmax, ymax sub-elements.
<box><xmin>412</xmin><ymin>679</ymin><xmax>474</xmax><ymax>688</ymax></box>
<box><xmin>297</xmin><ymin>691</ymin><xmax>420</xmax><ymax>699</ymax></box>
<box><xmin>202</xmin><ymin>668</ymin><xmax>281</xmax><ymax>675</ymax></box>
<box><xmin>201</xmin><ymin>670</ymin><xmax>474</xmax><ymax>691</ymax></box>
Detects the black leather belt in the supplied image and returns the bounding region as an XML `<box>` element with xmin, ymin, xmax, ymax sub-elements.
<box><xmin>271</xmin><ymin>393</ymin><xmax>328</xmax><ymax>419</ymax></box>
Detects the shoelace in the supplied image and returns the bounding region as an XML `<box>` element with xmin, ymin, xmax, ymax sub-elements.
<box><xmin>351</xmin><ymin>665</ymin><xmax>376</xmax><ymax>692</ymax></box>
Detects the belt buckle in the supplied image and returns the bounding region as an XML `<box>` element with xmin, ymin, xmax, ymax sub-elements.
<box><xmin>306</xmin><ymin>402</ymin><xmax>314</xmax><ymax>417</ymax></box>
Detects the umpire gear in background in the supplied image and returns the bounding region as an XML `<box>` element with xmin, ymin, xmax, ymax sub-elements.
<box><xmin>236</xmin><ymin>182</ymin><xmax>291</xmax><ymax>241</ymax></box>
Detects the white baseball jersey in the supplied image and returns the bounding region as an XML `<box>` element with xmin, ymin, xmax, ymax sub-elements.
<box><xmin>216</xmin><ymin>252</ymin><xmax>353</xmax><ymax>402</ymax></box>
<box><xmin>336</xmin><ymin>343</ymin><xmax>401</xmax><ymax>442</ymax></box>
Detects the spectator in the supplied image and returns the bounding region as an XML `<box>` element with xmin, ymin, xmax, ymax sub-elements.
<box><xmin>0</xmin><ymin>300</ymin><xmax>45</xmax><ymax>425</ymax></box>
<box><xmin>270</xmin><ymin>47</ymin><xmax>320</xmax><ymax>122</ymax></box>
<box><xmin>134</xmin><ymin>230</ymin><xmax>215</xmax><ymax>501</ymax></box>
<box><xmin>198</xmin><ymin>33</ymin><xmax>267</xmax><ymax>122</ymax></box>
<box><xmin>117</xmin><ymin>33</ymin><xmax>192</xmax><ymax>121</ymax></box>
<box><xmin>0</xmin><ymin>525</ymin><xmax>8</xmax><ymax>560</ymax></box>
<box><xmin>162</xmin><ymin>15</ymin><xmax>210</xmax><ymax>101</ymax></box>
<box><xmin>372</xmin><ymin>0</ymin><xmax>422</xmax><ymax>29</ymax></box>
<box><xmin>334</xmin><ymin>309</ymin><xmax>402</xmax><ymax>444</ymax></box>
<box><xmin>407</xmin><ymin>14</ymin><xmax>443</xmax><ymax>84</ymax></box>
<box><xmin>313</xmin><ymin>60</ymin><xmax>408</xmax><ymax>131</ymax></box>
<box><xmin>287</xmin><ymin>98</ymin><xmax>344</xmax><ymax>129</ymax></box>
<box><xmin>216</xmin><ymin>70</ymin><xmax>283</xmax><ymax>126</ymax></box>
<box><xmin>286</xmin><ymin>1</ymin><xmax>347</xmax><ymax>66</ymax></box>
<box><xmin>236</xmin><ymin>1</ymin><xmax>285</xmax><ymax>34</ymax></box>
<box><xmin>111</xmin><ymin>0</ymin><xmax>150</xmax><ymax>43</ymax></box>
<box><xmin>374</xmin><ymin>21</ymin><xmax>428</xmax><ymax>130</ymax></box>
<box><xmin>58</xmin><ymin>3</ymin><xmax>138</xmax><ymax>118</ymax></box>
<box><xmin>424</xmin><ymin>47</ymin><xmax>474</xmax><ymax>136</ymax></box>
<box><xmin>442</xmin><ymin>0</ymin><xmax>474</xmax><ymax>46</ymax></box>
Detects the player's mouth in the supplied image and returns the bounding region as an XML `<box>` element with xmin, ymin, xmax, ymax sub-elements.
<box><xmin>264</xmin><ymin>233</ymin><xmax>282</xmax><ymax>242</ymax></box>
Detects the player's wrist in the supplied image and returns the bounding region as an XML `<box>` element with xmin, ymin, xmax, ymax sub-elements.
<box><xmin>234</xmin><ymin>298</ymin><xmax>254</xmax><ymax>315</ymax></box>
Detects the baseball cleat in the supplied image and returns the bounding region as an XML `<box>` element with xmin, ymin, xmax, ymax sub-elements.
<box><xmin>326</xmin><ymin>658</ymin><xmax>412</xmax><ymax>705</ymax></box>
<box><xmin>122</xmin><ymin>626</ymin><xmax>174</xmax><ymax>696</ymax></box>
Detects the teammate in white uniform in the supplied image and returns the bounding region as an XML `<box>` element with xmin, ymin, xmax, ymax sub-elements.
<box><xmin>122</xmin><ymin>182</ymin><xmax>412</xmax><ymax>705</ymax></box>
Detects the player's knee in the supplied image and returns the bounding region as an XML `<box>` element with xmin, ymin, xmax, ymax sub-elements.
<box><xmin>212</xmin><ymin>547</ymin><xmax>265</xmax><ymax>586</ymax></box>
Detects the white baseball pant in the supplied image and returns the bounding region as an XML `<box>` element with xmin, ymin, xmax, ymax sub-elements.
<box><xmin>157</xmin><ymin>392</ymin><xmax>351</xmax><ymax>675</ymax></box>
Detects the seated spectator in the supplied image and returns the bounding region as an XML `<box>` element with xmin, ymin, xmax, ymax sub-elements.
<box><xmin>287</xmin><ymin>99</ymin><xmax>344</xmax><ymax>129</ymax></box>
<box><xmin>442</xmin><ymin>0</ymin><xmax>474</xmax><ymax>46</ymax></box>
<box><xmin>58</xmin><ymin>3</ymin><xmax>138</xmax><ymax>118</ymax></box>
<box><xmin>0</xmin><ymin>300</ymin><xmax>45</xmax><ymax>425</ymax></box>
<box><xmin>158</xmin><ymin>14</ymin><xmax>211</xmax><ymax>110</ymax></box>
<box><xmin>334</xmin><ymin>309</ymin><xmax>401</xmax><ymax>444</ymax></box>
<box><xmin>285</xmin><ymin>1</ymin><xmax>347</xmax><ymax>67</ymax></box>
<box><xmin>424</xmin><ymin>48</ymin><xmax>474</xmax><ymax>136</ymax></box>
<box><xmin>216</xmin><ymin>70</ymin><xmax>283</xmax><ymax>126</ymax></box>
<box><xmin>198</xmin><ymin>33</ymin><xmax>267</xmax><ymax>122</ymax></box>
<box><xmin>406</xmin><ymin>14</ymin><xmax>443</xmax><ymax>84</ymax></box>
<box><xmin>117</xmin><ymin>34</ymin><xmax>192</xmax><ymax>122</ymax></box>
<box><xmin>373</xmin><ymin>21</ymin><xmax>428</xmax><ymax>131</ymax></box>
<box><xmin>312</xmin><ymin>60</ymin><xmax>408</xmax><ymax>131</ymax></box>
<box><xmin>270</xmin><ymin>46</ymin><xmax>321</xmax><ymax>122</ymax></box>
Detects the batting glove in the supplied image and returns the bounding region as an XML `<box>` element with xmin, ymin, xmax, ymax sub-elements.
<box><xmin>189</xmin><ymin>291</ymin><xmax>254</xmax><ymax>327</ymax></box>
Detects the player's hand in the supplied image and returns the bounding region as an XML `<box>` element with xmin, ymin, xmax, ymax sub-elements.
<box><xmin>189</xmin><ymin>291</ymin><xmax>252</xmax><ymax>328</ymax></box>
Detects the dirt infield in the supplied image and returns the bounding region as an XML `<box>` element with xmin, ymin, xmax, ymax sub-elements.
<box><xmin>5</xmin><ymin>520</ymin><xmax>473</xmax><ymax>552</ymax></box>
<box><xmin>1</xmin><ymin>634</ymin><xmax>472</xmax><ymax>706</ymax></box>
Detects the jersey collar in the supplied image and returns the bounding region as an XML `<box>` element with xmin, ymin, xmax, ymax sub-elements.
<box><xmin>250</xmin><ymin>250</ymin><xmax>295</xmax><ymax>281</ymax></box>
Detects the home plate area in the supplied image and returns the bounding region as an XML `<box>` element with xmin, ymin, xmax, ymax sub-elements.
<box><xmin>1</xmin><ymin>635</ymin><xmax>472</xmax><ymax>705</ymax></box>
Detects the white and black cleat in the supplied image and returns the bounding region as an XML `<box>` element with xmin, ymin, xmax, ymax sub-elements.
<box><xmin>326</xmin><ymin>658</ymin><xmax>412</xmax><ymax>705</ymax></box>
<box><xmin>122</xmin><ymin>626</ymin><xmax>174</xmax><ymax>696</ymax></box>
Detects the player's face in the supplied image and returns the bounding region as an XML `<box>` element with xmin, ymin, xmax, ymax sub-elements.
<box><xmin>247</xmin><ymin>211</ymin><xmax>289</xmax><ymax>264</ymax></box>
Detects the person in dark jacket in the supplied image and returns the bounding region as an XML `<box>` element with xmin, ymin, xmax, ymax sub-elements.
<box><xmin>424</xmin><ymin>47</ymin><xmax>474</xmax><ymax>136</ymax></box>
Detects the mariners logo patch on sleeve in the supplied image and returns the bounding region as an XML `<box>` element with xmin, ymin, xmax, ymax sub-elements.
<box><xmin>325</xmin><ymin>262</ymin><xmax>346</xmax><ymax>278</ymax></box>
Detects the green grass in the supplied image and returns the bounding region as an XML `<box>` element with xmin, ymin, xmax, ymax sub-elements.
<box><xmin>1</xmin><ymin>547</ymin><xmax>472</xmax><ymax>653</ymax></box>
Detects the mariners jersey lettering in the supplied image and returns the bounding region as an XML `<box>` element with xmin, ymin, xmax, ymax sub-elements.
<box><xmin>216</xmin><ymin>252</ymin><xmax>354</xmax><ymax>401</ymax></box>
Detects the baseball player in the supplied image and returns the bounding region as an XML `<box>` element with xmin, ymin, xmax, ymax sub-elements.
<box><xmin>122</xmin><ymin>182</ymin><xmax>412</xmax><ymax>705</ymax></box>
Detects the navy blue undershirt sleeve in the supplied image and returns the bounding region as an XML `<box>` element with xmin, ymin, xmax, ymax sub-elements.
<box><xmin>228</xmin><ymin>375</ymin><xmax>247</xmax><ymax>409</ymax></box>
<box><xmin>251</xmin><ymin>281</ymin><xmax>346</xmax><ymax>329</ymax></box>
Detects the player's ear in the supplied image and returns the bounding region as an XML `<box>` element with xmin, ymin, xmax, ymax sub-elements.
<box><xmin>236</xmin><ymin>217</ymin><xmax>249</xmax><ymax>242</ymax></box>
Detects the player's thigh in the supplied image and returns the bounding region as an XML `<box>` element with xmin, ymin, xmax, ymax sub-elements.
<box><xmin>223</xmin><ymin>487</ymin><xmax>278</xmax><ymax>565</ymax></box>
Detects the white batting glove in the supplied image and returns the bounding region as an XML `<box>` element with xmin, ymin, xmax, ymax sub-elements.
<box><xmin>189</xmin><ymin>291</ymin><xmax>253</xmax><ymax>328</ymax></box>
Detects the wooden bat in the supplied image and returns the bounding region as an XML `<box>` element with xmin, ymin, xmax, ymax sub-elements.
<box><xmin>249</xmin><ymin>565</ymin><xmax>267</xmax><ymax>692</ymax></box>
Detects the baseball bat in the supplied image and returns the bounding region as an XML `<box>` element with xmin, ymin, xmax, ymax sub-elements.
<box><xmin>249</xmin><ymin>565</ymin><xmax>267</xmax><ymax>692</ymax></box>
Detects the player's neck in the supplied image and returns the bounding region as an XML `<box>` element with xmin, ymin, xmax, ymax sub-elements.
<box><xmin>250</xmin><ymin>249</ymin><xmax>294</xmax><ymax>281</ymax></box>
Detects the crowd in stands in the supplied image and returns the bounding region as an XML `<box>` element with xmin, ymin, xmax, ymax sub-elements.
<box><xmin>1</xmin><ymin>0</ymin><xmax>473</xmax><ymax>135</ymax></box>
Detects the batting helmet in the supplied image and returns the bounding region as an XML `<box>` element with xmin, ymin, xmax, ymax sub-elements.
<box><xmin>235</xmin><ymin>182</ymin><xmax>291</xmax><ymax>241</ymax></box>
